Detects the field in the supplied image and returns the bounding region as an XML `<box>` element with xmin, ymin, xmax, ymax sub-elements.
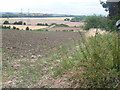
<box><xmin>1</xmin><ymin>17</ymin><xmax>84</xmax><ymax>30</ymax></box>
<box><xmin>1</xmin><ymin>17</ymin><xmax>84</xmax><ymax>26</ymax></box>
<box><xmin>2</xmin><ymin>25</ymin><xmax>48</xmax><ymax>30</ymax></box>
<box><xmin>2</xmin><ymin>29</ymin><xmax>85</xmax><ymax>88</ymax></box>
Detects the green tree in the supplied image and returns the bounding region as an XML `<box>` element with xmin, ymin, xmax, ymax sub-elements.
<box><xmin>3</xmin><ymin>20</ymin><xmax>10</xmax><ymax>24</ymax></box>
<box><xmin>13</xmin><ymin>26</ymin><xmax>16</xmax><ymax>29</ymax></box>
<box><xmin>83</xmin><ymin>15</ymin><xmax>107</xmax><ymax>30</ymax></box>
<box><xmin>26</xmin><ymin>27</ymin><xmax>29</xmax><ymax>30</ymax></box>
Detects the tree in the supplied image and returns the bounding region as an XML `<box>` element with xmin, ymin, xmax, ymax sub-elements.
<box><xmin>3</xmin><ymin>20</ymin><xmax>10</xmax><ymax>24</ymax></box>
<box><xmin>13</xmin><ymin>26</ymin><xmax>16</xmax><ymax>29</ymax></box>
<box><xmin>83</xmin><ymin>15</ymin><xmax>107</xmax><ymax>30</ymax></box>
<box><xmin>23</xmin><ymin>22</ymin><xmax>26</xmax><ymax>25</ymax></box>
<box><xmin>64</xmin><ymin>18</ymin><xmax>70</xmax><ymax>21</ymax></box>
<box><xmin>17</xmin><ymin>21</ymin><xmax>23</xmax><ymax>25</ymax></box>
<box><xmin>26</xmin><ymin>27</ymin><xmax>29</xmax><ymax>30</ymax></box>
<box><xmin>45</xmin><ymin>23</ymin><xmax>48</xmax><ymax>26</ymax></box>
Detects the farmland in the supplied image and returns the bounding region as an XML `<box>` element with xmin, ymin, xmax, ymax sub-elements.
<box><xmin>1</xmin><ymin>17</ymin><xmax>84</xmax><ymax>30</ymax></box>
<box><xmin>2</xmin><ymin>29</ymin><xmax>85</xmax><ymax>88</ymax></box>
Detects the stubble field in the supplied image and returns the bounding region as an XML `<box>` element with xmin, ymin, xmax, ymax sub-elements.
<box><xmin>1</xmin><ymin>17</ymin><xmax>84</xmax><ymax>26</ymax></box>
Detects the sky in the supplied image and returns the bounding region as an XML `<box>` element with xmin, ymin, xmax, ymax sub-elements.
<box><xmin>0</xmin><ymin>0</ymin><xmax>108</xmax><ymax>15</ymax></box>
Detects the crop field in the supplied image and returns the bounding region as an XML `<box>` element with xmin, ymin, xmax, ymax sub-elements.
<box><xmin>1</xmin><ymin>17</ymin><xmax>84</xmax><ymax>27</ymax></box>
<box><xmin>2</xmin><ymin>29</ymin><xmax>85</xmax><ymax>88</ymax></box>
<box><xmin>2</xmin><ymin>25</ymin><xmax>48</xmax><ymax>30</ymax></box>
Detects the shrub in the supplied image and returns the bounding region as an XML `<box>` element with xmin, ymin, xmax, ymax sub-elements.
<box><xmin>83</xmin><ymin>15</ymin><xmax>107</xmax><ymax>30</ymax></box>
<box><xmin>23</xmin><ymin>22</ymin><xmax>26</xmax><ymax>25</ymax></box>
<box><xmin>70</xmin><ymin>16</ymin><xmax>86</xmax><ymax>22</ymax></box>
<box><xmin>37</xmin><ymin>23</ymin><xmax>48</xmax><ymax>26</ymax></box>
<box><xmin>64</xmin><ymin>18</ymin><xmax>70</xmax><ymax>21</ymax></box>
<box><xmin>13</xmin><ymin>26</ymin><xmax>17</xmax><ymax>29</ymax></box>
<box><xmin>83</xmin><ymin>15</ymin><xmax>119</xmax><ymax>31</ymax></box>
<box><xmin>52</xmin><ymin>32</ymin><xmax>120</xmax><ymax>88</ymax></box>
<box><xmin>75</xmin><ymin>33</ymin><xmax>120</xmax><ymax>88</ymax></box>
<box><xmin>13</xmin><ymin>21</ymin><xmax>23</xmax><ymax>25</ymax></box>
<box><xmin>3</xmin><ymin>20</ymin><xmax>10</xmax><ymax>24</ymax></box>
<box><xmin>26</xmin><ymin>27</ymin><xmax>29</xmax><ymax>30</ymax></box>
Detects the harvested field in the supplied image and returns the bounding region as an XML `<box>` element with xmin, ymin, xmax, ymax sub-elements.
<box><xmin>1</xmin><ymin>17</ymin><xmax>84</xmax><ymax>26</ymax></box>
<box><xmin>2</xmin><ymin>25</ymin><xmax>48</xmax><ymax>30</ymax></box>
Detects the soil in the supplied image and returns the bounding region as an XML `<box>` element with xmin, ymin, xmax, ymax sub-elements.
<box><xmin>2</xmin><ymin>29</ymin><xmax>85</xmax><ymax>88</ymax></box>
<box><xmin>2</xmin><ymin>29</ymin><xmax>83</xmax><ymax>59</ymax></box>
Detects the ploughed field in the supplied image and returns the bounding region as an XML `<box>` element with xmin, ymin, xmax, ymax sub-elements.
<box><xmin>2</xmin><ymin>29</ymin><xmax>85</xmax><ymax>88</ymax></box>
<box><xmin>2</xmin><ymin>29</ymin><xmax>83</xmax><ymax>59</ymax></box>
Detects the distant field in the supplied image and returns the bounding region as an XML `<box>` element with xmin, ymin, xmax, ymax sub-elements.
<box><xmin>2</xmin><ymin>25</ymin><xmax>47</xmax><ymax>30</ymax></box>
<box><xmin>0</xmin><ymin>17</ymin><xmax>84</xmax><ymax>27</ymax></box>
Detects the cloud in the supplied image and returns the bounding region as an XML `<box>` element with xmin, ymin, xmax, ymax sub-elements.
<box><xmin>0</xmin><ymin>0</ymin><xmax>108</xmax><ymax>15</ymax></box>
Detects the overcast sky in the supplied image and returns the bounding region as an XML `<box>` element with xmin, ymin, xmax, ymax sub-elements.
<box><xmin>0</xmin><ymin>0</ymin><xmax>108</xmax><ymax>15</ymax></box>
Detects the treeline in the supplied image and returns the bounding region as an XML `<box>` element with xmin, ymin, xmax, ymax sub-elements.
<box><xmin>1</xmin><ymin>13</ymin><xmax>75</xmax><ymax>18</ymax></box>
<box><xmin>3</xmin><ymin>20</ymin><xmax>26</xmax><ymax>25</ymax></box>
<box><xmin>64</xmin><ymin>16</ymin><xmax>86</xmax><ymax>22</ymax></box>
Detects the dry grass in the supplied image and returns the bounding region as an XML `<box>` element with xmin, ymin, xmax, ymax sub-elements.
<box><xmin>85</xmin><ymin>28</ymin><xmax>107</xmax><ymax>37</ymax></box>
<box><xmin>2</xmin><ymin>25</ymin><xmax>48</xmax><ymax>30</ymax></box>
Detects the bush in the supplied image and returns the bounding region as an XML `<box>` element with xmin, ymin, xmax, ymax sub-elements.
<box><xmin>3</xmin><ymin>20</ymin><xmax>10</xmax><ymax>24</ymax></box>
<box><xmin>70</xmin><ymin>16</ymin><xmax>86</xmax><ymax>22</ymax></box>
<box><xmin>37</xmin><ymin>23</ymin><xmax>48</xmax><ymax>26</ymax></box>
<box><xmin>64</xmin><ymin>18</ymin><xmax>70</xmax><ymax>21</ymax></box>
<box><xmin>2</xmin><ymin>26</ymin><xmax>11</xmax><ymax>29</ymax></box>
<box><xmin>13</xmin><ymin>21</ymin><xmax>25</xmax><ymax>25</ymax></box>
<box><xmin>13</xmin><ymin>26</ymin><xmax>17</xmax><ymax>29</ymax></box>
<box><xmin>83</xmin><ymin>15</ymin><xmax>107</xmax><ymax>30</ymax></box>
<box><xmin>26</xmin><ymin>27</ymin><xmax>29</xmax><ymax>30</ymax></box>
<box><xmin>77</xmin><ymin>33</ymin><xmax>120</xmax><ymax>88</ymax></box>
<box><xmin>52</xmin><ymin>32</ymin><xmax>120</xmax><ymax>88</ymax></box>
<box><xmin>83</xmin><ymin>15</ymin><xmax>119</xmax><ymax>31</ymax></box>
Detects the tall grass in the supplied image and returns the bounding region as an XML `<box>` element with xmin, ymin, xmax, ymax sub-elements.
<box><xmin>78</xmin><ymin>32</ymin><xmax>120</xmax><ymax>88</ymax></box>
<box><xmin>52</xmin><ymin>32</ymin><xmax>120</xmax><ymax>88</ymax></box>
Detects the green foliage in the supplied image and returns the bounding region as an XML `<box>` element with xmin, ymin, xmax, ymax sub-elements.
<box><xmin>3</xmin><ymin>20</ymin><xmax>10</xmax><ymax>24</ymax></box>
<box><xmin>64</xmin><ymin>18</ymin><xmax>70</xmax><ymax>21</ymax></box>
<box><xmin>37</xmin><ymin>23</ymin><xmax>48</xmax><ymax>26</ymax></box>
<box><xmin>83</xmin><ymin>15</ymin><xmax>107</xmax><ymax>30</ymax></box>
<box><xmin>36</xmin><ymin>29</ymin><xmax>48</xmax><ymax>31</ymax></box>
<box><xmin>13</xmin><ymin>26</ymin><xmax>17</xmax><ymax>29</ymax></box>
<box><xmin>26</xmin><ymin>27</ymin><xmax>29</xmax><ymax>30</ymax></box>
<box><xmin>50</xmin><ymin>23</ymin><xmax>69</xmax><ymax>27</ymax></box>
<box><xmin>70</xmin><ymin>16</ymin><xmax>86</xmax><ymax>22</ymax></box>
<box><xmin>2</xmin><ymin>26</ymin><xmax>11</xmax><ymax>29</ymax></box>
<box><xmin>13</xmin><ymin>21</ymin><xmax>23</xmax><ymax>25</ymax></box>
<box><xmin>52</xmin><ymin>32</ymin><xmax>120</xmax><ymax>88</ymax></box>
<box><xmin>83</xmin><ymin>15</ymin><xmax>118</xmax><ymax>31</ymax></box>
<box><xmin>23</xmin><ymin>22</ymin><xmax>26</xmax><ymax>25</ymax></box>
<box><xmin>78</xmin><ymin>33</ymin><xmax>120</xmax><ymax>88</ymax></box>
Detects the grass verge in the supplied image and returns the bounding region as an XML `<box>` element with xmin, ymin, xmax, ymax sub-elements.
<box><xmin>52</xmin><ymin>32</ymin><xmax>120</xmax><ymax>88</ymax></box>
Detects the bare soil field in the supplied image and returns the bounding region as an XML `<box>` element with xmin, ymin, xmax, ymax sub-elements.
<box><xmin>0</xmin><ymin>17</ymin><xmax>84</xmax><ymax>27</ymax></box>
<box><xmin>2</xmin><ymin>29</ymin><xmax>83</xmax><ymax>59</ymax></box>
<box><xmin>2</xmin><ymin>29</ymin><xmax>85</xmax><ymax>88</ymax></box>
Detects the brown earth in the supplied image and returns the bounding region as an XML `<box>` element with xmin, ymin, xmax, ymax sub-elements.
<box><xmin>2</xmin><ymin>29</ymin><xmax>85</xmax><ymax>88</ymax></box>
<box><xmin>2</xmin><ymin>29</ymin><xmax>83</xmax><ymax>60</ymax></box>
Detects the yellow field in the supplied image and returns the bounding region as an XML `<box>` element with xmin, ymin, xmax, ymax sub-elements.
<box><xmin>0</xmin><ymin>17</ymin><xmax>84</xmax><ymax>26</ymax></box>
<box><xmin>2</xmin><ymin>25</ymin><xmax>48</xmax><ymax>30</ymax></box>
